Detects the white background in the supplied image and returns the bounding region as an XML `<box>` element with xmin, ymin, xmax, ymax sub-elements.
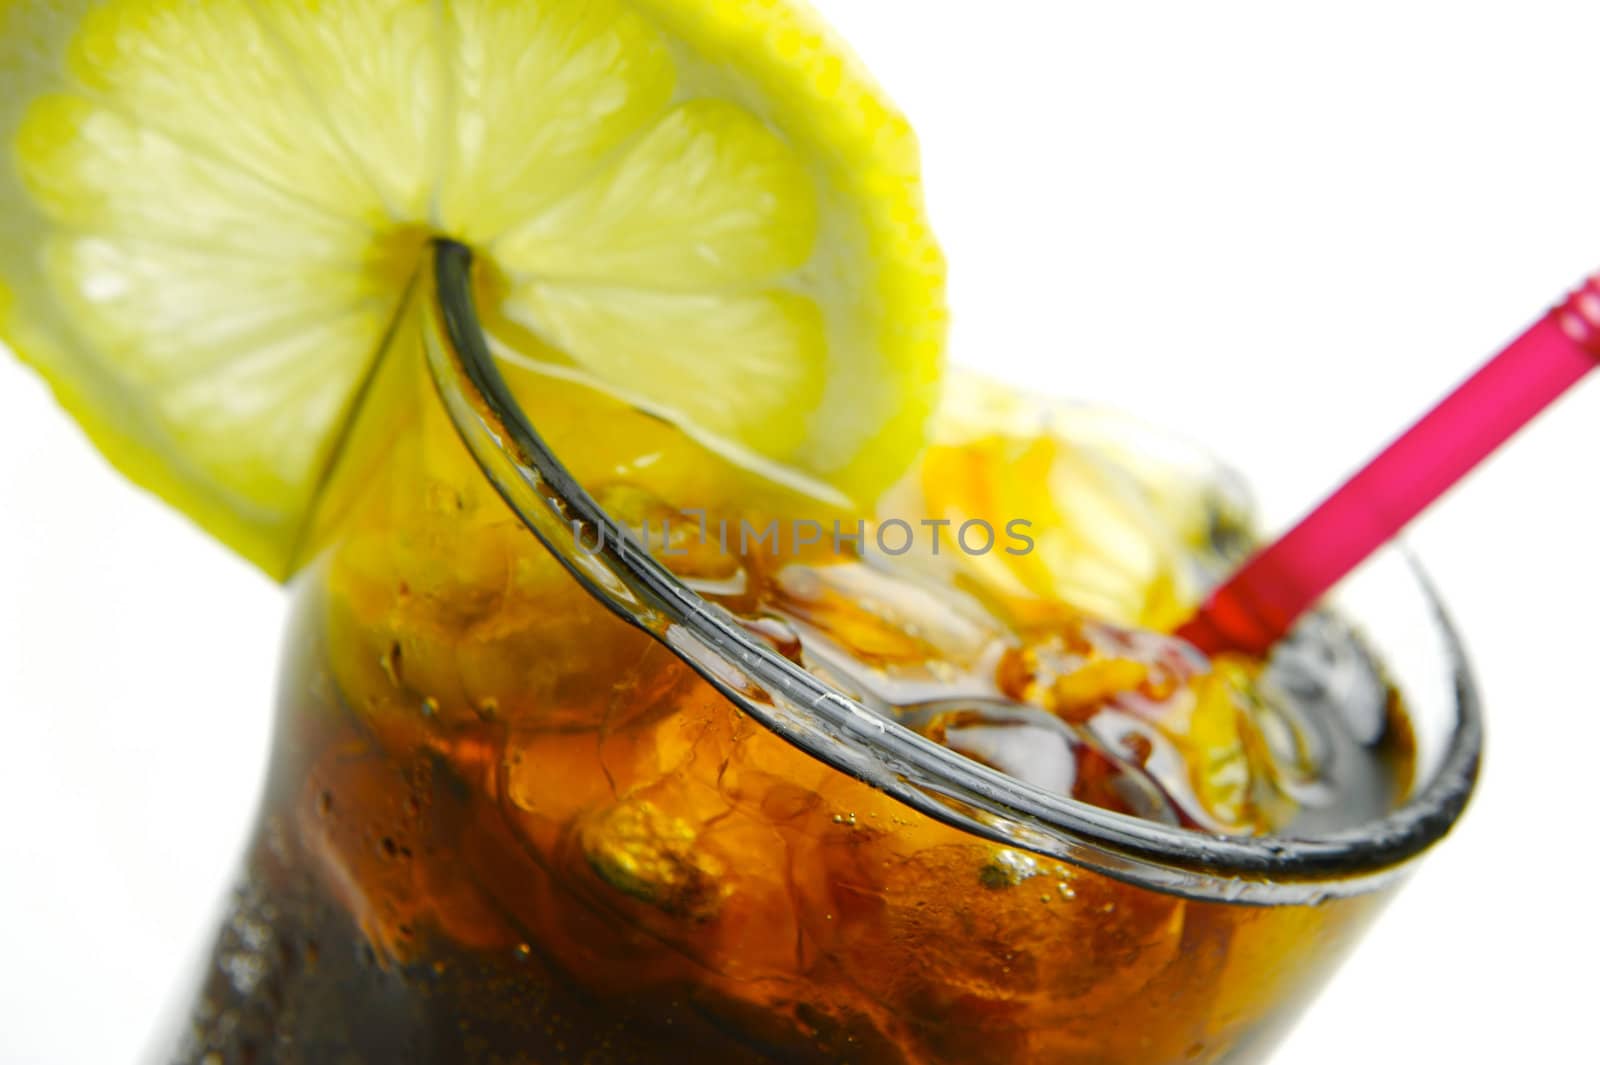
<box><xmin>3</xmin><ymin>1</ymin><xmax>1598</xmax><ymax>1062</ymax></box>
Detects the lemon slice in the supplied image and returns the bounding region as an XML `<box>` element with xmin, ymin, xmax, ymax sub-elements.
<box><xmin>0</xmin><ymin>0</ymin><xmax>946</xmax><ymax>579</ymax></box>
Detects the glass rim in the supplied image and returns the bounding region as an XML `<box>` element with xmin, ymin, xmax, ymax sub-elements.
<box><xmin>420</xmin><ymin>238</ymin><xmax>1483</xmax><ymax>905</ymax></box>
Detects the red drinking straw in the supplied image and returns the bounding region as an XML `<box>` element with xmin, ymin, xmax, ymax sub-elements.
<box><xmin>1177</xmin><ymin>275</ymin><xmax>1600</xmax><ymax>658</ymax></box>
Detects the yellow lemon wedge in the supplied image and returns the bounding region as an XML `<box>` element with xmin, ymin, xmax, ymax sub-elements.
<box><xmin>0</xmin><ymin>0</ymin><xmax>946</xmax><ymax>578</ymax></box>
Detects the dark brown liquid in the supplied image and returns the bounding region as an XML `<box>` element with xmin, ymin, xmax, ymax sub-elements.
<box><xmin>168</xmin><ymin>571</ymin><xmax>1397</xmax><ymax>1064</ymax></box>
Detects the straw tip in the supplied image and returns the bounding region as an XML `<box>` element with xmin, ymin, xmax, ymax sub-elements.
<box><xmin>1553</xmin><ymin>274</ymin><xmax>1600</xmax><ymax>359</ymax></box>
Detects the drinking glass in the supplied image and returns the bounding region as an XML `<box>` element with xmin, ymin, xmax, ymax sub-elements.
<box><xmin>165</xmin><ymin>244</ymin><xmax>1481</xmax><ymax>1065</ymax></box>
